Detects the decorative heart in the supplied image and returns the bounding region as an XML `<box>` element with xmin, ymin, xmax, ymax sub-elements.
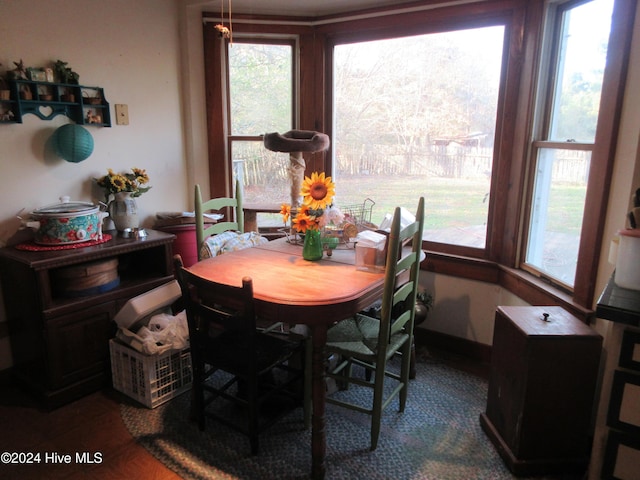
<box><xmin>38</xmin><ymin>105</ymin><xmax>54</xmax><ymax>119</ymax></box>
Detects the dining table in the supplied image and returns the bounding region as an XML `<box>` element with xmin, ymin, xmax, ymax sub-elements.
<box><xmin>186</xmin><ymin>236</ymin><xmax>387</xmax><ymax>479</ymax></box>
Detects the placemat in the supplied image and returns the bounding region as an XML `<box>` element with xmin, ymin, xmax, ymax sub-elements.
<box><xmin>15</xmin><ymin>234</ymin><xmax>113</xmax><ymax>251</ymax></box>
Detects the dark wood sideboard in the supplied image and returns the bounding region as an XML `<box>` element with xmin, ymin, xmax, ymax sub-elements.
<box><xmin>0</xmin><ymin>229</ymin><xmax>174</xmax><ymax>409</ymax></box>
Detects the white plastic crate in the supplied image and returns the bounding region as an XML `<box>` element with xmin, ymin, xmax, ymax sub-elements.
<box><xmin>110</xmin><ymin>338</ymin><xmax>192</xmax><ymax>408</ymax></box>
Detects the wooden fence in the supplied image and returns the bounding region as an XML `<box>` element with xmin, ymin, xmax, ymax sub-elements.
<box><xmin>234</xmin><ymin>141</ymin><xmax>590</xmax><ymax>188</ymax></box>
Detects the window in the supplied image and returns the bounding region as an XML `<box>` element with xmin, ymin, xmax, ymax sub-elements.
<box><xmin>200</xmin><ymin>33</ymin><xmax>297</xmax><ymax>215</ymax></box>
<box><xmin>333</xmin><ymin>27</ymin><xmax>504</xmax><ymax>249</ymax></box>
<box><xmin>524</xmin><ymin>0</ymin><xmax>614</xmax><ymax>289</ymax></box>
<box><xmin>229</xmin><ymin>42</ymin><xmax>293</xmax><ymax>136</ymax></box>
<box><xmin>203</xmin><ymin>0</ymin><xmax>634</xmax><ymax>310</ymax></box>
<box><xmin>227</xmin><ymin>39</ymin><xmax>295</xmax><ymax>216</ymax></box>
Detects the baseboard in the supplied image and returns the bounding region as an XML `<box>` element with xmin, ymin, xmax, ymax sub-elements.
<box><xmin>415</xmin><ymin>327</ymin><xmax>492</xmax><ymax>365</ymax></box>
<box><xmin>0</xmin><ymin>328</ymin><xmax>492</xmax><ymax>387</ymax></box>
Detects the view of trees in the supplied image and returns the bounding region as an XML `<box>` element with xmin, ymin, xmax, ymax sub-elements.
<box><xmin>227</xmin><ymin>21</ymin><xmax>605</xmax><ymax>254</ymax></box>
<box><xmin>334</xmin><ymin>28</ymin><xmax>503</xmax><ymax>178</ymax></box>
<box><xmin>229</xmin><ymin>42</ymin><xmax>292</xmax><ymax>136</ymax></box>
<box><xmin>332</xmin><ymin>27</ymin><xmax>505</xmax><ymax>246</ymax></box>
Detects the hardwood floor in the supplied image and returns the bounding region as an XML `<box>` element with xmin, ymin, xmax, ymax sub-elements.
<box><xmin>0</xmin><ymin>348</ymin><xmax>488</xmax><ymax>480</ymax></box>
<box><xmin>0</xmin><ymin>383</ymin><xmax>181</xmax><ymax>480</ymax></box>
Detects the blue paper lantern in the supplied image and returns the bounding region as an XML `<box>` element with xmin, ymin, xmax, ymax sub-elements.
<box><xmin>53</xmin><ymin>124</ymin><xmax>94</xmax><ymax>163</ymax></box>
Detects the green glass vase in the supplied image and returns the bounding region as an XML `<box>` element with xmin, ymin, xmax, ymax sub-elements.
<box><xmin>302</xmin><ymin>228</ymin><xmax>323</xmax><ymax>261</ymax></box>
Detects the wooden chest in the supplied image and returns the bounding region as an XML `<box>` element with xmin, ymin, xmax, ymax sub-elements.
<box><xmin>480</xmin><ymin>306</ymin><xmax>602</xmax><ymax>476</ymax></box>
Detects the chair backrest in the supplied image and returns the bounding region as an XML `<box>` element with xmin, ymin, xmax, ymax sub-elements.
<box><xmin>376</xmin><ymin>197</ymin><xmax>425</xmax><ymax>362</ymax></box>
<box><xmin>195</xmin><ymin>179</ymin><xmax>245</xmax><ymax>261</ymax></box>
<box><xmin>173</xmin><ymin>254</ymin><xmax>257</xmax><ymax>370</ymax></box>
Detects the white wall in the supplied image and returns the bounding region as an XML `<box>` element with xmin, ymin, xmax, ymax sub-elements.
<box><xmin>419</xmin><ymin>271</ymin><xmax>529</xmax><ymax>345</ymax></box>
<box><xmin>0</xmin><ymin>0</ymin><xmax>190</xmax><ymax>369</ymax></box>
<box><xmin>0</xmin><ymin>0</ymin><xmax>188</xmax><ymax>244</ymax></box>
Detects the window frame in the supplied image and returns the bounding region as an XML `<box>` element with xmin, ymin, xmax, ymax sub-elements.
<box><xmin>203</xmin><ymin>24</ymin><xmax>302</xmax><ymax>198</ymax></box>
<box><xmin>519</xmin><ymin>0</ymin><xmax>636</xmax><ymax>307</ymax></box>
<box><xmin>325</xmin><ymin>21</ymin><xmax>515</xmax><ymax>261</ymax></box>
<box><xmin>202</xmin><ymin>0</ymin><xmax>636</xmax><ymax>315</ymax></box>
<box><xmin>520</xmin><ymin>0</ymin><xmax>609</xmax><ymax>292</ymax></box>
<box><xmin>225</xmin><ymin>38</ymin><xmax>298</xmax><ymax>197</ymax></box>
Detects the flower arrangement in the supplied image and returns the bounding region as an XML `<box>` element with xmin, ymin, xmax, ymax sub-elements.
<box><xmin>94</xmin><ymin>168</ymin><xmax>151</xmax><ymax>202</ymax></box>
<box><xmin>280</xmin><ymin>171</ymin><xmax>343</xmax><ymax>233</ymax></box>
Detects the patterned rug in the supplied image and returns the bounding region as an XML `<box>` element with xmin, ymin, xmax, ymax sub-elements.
<box><xmin>120</xmin><ymin>352</ymin><xmax>583</xmax><ymax>480</ymax></box>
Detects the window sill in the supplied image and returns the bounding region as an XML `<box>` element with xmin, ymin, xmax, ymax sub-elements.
<box><xmin>422</xmin><ymin>250</ymin><xmax>594</xmax><ymax>323</ymax></box>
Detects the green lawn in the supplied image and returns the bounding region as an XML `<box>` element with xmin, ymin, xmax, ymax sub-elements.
<box><xmin>252</xmin><ymin>174</ymin><xmax>585</xmax><ymax>236</ymax></box>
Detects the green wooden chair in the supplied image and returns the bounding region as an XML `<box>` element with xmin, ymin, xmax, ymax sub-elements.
<box><xmin>325</xmin><ymin>197</ymin><xmax>425</xmax><ymax>450</ymax></box>
<box><xmin>195</xmin><ymin>181</ymin><xmax>285</xmax><ymax>335</ymax></box>
<box><xmin>195</xmin><ymin>180</ymin><xmax>244</xmax><ymax>262</ymax></box>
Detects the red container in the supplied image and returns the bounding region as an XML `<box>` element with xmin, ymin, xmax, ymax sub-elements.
<box><xmin>158</xmin><ymin>224</ymin><xmax>198</xmax><ymax>267</ymax></box>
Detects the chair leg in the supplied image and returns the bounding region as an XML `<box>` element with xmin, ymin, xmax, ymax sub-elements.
<box><xmin>370</xmin><ymin>365</ymin><xmax>386</xmax><ymax>451</ymax></box>
<box><xmin>365</xmin><ymin>363</ymin><xmax>373</xmax><ymax>382</ymax></box>
<box><xmin>191</xmin><ymin>385</ymin><xmax>206</xmax><ymax>430</ymax></box>
<box><xmin>409</xmin><ymin>337</ymin><xmax>417</xmax><ymax>379</ymax></box>
<box><xmin>399</xmin><ymin>341</ymin><xmax>412</xmax><ymax>412</ymax></box>
<box><xmin>191</xmin><ymin>363</ymin><xmax>206</xmax><ymax>430</ymax></box>
<box><xmin>248</xmin><ymin>375</ymin><xmax>260</xmax><ymax>455</ymax></box>
<box><xmin>341</xmin><ymin>360</ymin><xmax>355</xmax><ymax>390</ymax></box>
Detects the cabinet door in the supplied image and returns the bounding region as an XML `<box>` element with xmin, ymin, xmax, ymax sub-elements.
<box><xmin>45</xmin><ymin>301</ymin><xmax>117</xmax><ymax>389</ymax></box>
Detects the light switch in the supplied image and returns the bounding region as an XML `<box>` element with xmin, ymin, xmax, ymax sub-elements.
<box><xmin>115</xmin><ymin>104</ymin><xmax>129</xmax><ymax>125</ymax></box>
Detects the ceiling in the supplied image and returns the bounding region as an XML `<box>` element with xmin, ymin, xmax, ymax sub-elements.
<box><xmin>200</xmin><ymin>0</ymin><xmax>417</xmax><ymax>17</ymax></box>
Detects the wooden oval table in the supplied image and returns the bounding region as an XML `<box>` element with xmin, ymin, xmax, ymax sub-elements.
<box><xmin>187</xmin><ymin>238</ymin><xmax>385</xmax><ymax>479</ymax></box>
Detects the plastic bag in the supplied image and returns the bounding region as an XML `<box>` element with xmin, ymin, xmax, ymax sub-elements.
<box><xmin>116</xmin><ymin>310</ymin><xmax>189</xmax><ymax>355</ymax></box>
<box><xmin>378</xmin><ymin>207</ymin><xmax>416</xmax><ymax>232</ymax></box>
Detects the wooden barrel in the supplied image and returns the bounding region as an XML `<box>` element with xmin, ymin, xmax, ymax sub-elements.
<box><xmin>53</xmin><ymin>258</ymin><xmax>119</xmax><ymax>297</ymax></box>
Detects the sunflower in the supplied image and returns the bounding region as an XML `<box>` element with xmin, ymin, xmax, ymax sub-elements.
<box><xmin>301</xmin><ymin>172</ymin><xmax>335</xmax><ymax>210</ymax></box>
<box><xmin>110</xmin><ymin>174</ymin><xmax>129</xmax><ymax>192</ymax></box>
<box><xmin>293</xmin><ymin>211</ymin><xmax>318</xmax><ymax>233</ymax></box>
<box><xmin>298</xmin><ymin>204</ymin><xmax>311</xmax><ymax>216</ymax></box>
<box><xmin>132</xmin><ymin>168</ymin><xmax>149</xmax><ymax>185</ymax></box>
<box><xmin>280</xmin><ymin>203</ymin><xmax>291</xmax><ymax>223</ymax></box>
<box><xmin>94</xmin><ymin>168</ymin><xmax>152</xmax><ymax>202</ymax></box>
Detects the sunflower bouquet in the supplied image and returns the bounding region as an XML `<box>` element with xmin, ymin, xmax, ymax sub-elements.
<box><xmin>280</xmin><ymin>172</ymin><xmax>344</xmax><ymax>234</ymax></box>
<box><xmin>94</xmin><ymin>168</ymin><xmax>152</xmax><ymax>202</ymax></box>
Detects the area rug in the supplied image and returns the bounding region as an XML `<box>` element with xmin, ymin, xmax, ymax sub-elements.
<box><xmin>120</xmin><ymin>353</ymin><xmax>582</xmax><ymax>480</ymax></box>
